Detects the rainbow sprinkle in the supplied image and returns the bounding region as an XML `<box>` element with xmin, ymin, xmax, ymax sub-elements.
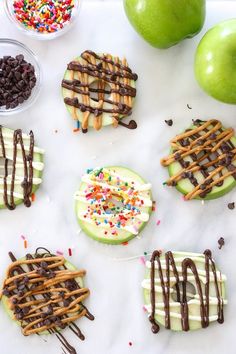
<box><xmin>13</xmin><ymin>0</ymin><xmax>76</xmax><ymax>34</ymax></box>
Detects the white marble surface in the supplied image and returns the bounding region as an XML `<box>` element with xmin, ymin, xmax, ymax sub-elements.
<box><xmin>0</xmin><ymin>1</ymin><xmax>236</xmax><ymax>354</ymax></box>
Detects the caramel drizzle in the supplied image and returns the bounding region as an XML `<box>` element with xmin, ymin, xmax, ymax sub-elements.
<box><xmin>161</xmin><ymin>120</ymin><xmax>236</xmax><ymax>200</ymax></box>
<box><xmin>1</xmin><ymin>249</ymin><xmax>94</xmax><ymax>354</ymax></box>
<box><xmin>61</xmin><ymin>50</ymin><xmax>138</xmax><ymax>133</ymax></box>
<box><xmin>149</xmin><ymin>250</ymin><xmax>224</xmax><ymax>333</ymax></box>
<box><xmin>0</xmin><ymin>127</ymin><xmax>35</xmax><ymax>210</ymax></box>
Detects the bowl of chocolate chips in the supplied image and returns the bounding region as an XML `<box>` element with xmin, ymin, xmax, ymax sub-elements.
<box><xmin>0</xmin><ymin>38</ymin><xmax>41</xmax><ymax>115</ymax></box>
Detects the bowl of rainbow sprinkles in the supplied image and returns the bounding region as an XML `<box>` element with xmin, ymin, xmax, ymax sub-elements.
<box><xmin>4</xmin><ymin>0</ymin><xmax>81</xmax><ymax>40</ymax></box>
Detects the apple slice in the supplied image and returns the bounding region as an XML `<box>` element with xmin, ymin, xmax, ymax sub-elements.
<box><xmin>1</xmin><ymin>258</ymin><xmax>83</xmax><ymax>335</ymax></box>
<box><xmin>0</xmin><ymin>127</ymin><xmax>44</xmax><ymax>209</ymax></box>
<box><xmin>142</xmin><ymin>251</ymin><xmax>227</xmax><ymax>332</ymax></box>
<box><xmin>75</xmin><ymin>166</ymin><xmax>152</xmax><ymax>244</ymax></box>
<box><xmin>161</xmin><ymin>120</ymin><xmax>236</xmax><ymax>200</ymax></box>
<box><xmin>61</xmin><ymin>51</ymin><xmax>137</xmax><ymax>132</ymax></box>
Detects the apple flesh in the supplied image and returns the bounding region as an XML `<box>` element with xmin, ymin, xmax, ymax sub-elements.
<box><xmin>195</xmin><ymin>19</ymin><xmax>236</xmax><ymax>104</ymax></box>
<box><xmin>123</xmin><ymin>0</ymin><xmax>206</xmax><ymax>49</ymax></box>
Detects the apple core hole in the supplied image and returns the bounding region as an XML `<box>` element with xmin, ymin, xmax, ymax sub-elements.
<box><xmin>89</xmin><ymin>80</ymin><xmax>111</xmax><ymax>102</ymax></box>
<box><xmin>171</xmin><ymin>281</ymin><xmax>196</xmax><ymax>303</ymax></box>
<box><xmin>103</xmin><ymin>196</ymin><xmax>124</xmax><ymax>215</ymax></box>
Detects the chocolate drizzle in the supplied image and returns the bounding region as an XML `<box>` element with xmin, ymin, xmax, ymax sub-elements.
<box><xmin>1</xmin><ymin>248</ymin><xmax>94</xmax><ymax>354</ymax></box>
<box><xmin>161</xmin><ymin>119</ymin><xmax>236</xmax><ymax>200</ymax></box>
<box><xmin>0</xmin><ymin>126</ymin><xmax>35</xmax><ymax>210</ymax></box>
<box><xmin>148</xmin><ymin>250</ymin><xmax>225</xmax><ymax>332</ymax></box>
<box><xmin>61</xmin><ymin>50</ymin><xmax>138</xmax><ymax>133</ymax></box>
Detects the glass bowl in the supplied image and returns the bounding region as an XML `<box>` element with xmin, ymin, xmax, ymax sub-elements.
<box><xmin>4</xmin><ymin>0</ymin><xmax>81</xmax><ymax>41</ymax></box>
<box><xmin>0</xmin><ymin>39</ymin><xmax>41</xmax><ymax>116</ymax></box>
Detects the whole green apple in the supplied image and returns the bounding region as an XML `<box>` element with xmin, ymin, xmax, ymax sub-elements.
<box><xmin>195</xmin><ymin>19</ymin><xmax>236</xmax><ymax>104</ymax></box>
<box><xmin>123</xmin><ymin>0</ymin><xmax>206</xmax><ymax>49</ymax></box>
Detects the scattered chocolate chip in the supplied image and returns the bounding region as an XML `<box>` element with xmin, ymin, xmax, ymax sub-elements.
<box><xmin>192</xmin><ymin>119</ymin><xmax>203</xmax><ymax>126</ymax></box>
<box><xmin>228</xmin><ymin>202</ymin><xmax>235</xmax><ymax>210</ymax></box>
<box><xmin>218</xmin><ymin>237</ymin><xmax>225</xmax><ymax>250</ymax></box>
<box><xmin>164</xmin><ymin>119</ymin><xmax>173</xmax><ymax>127</ymax></box>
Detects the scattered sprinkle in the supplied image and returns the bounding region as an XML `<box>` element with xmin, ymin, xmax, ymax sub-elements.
<box><xmin>122</xmin><ymin>241</ymin><xmax>129</xmax><ymax>246</ymax></box>
<box><xmin>187</xmin><ymin>104</ymin><xmax>192</xmax><ymax>110</ymax></box>
<box><xmin>68</xmin><ymin>248</ymin><xmax>72</xmax><ymax>257</ymax></box>
<box><xmin>182</xmin><ymin>195</ymin><xmax>186</xmax><ymax>201</ymax></box>
<box><xmin>73</xmin><ymin>128</ymin><xmax>80</xmax><ymax>133</ymax></box>
<box><xmin>24</xmin><ymin>239</ymin><xmax>28</xmax><ymax>249</ymax></box>
<box><xmin>144</xmin><ymin>251</ymin><xmax>147</xmax><ymax>256</ymax></box>
<box><xmin>76</xmin><ymin>121</ymin><xmax>80</xmax><ymax>129</ymax></box>
<box><xmin>31</xmin><ymin>193</ymin><xmax>36</xmax><ymax>202</ymax></box>
<box><xmin>156</xmin><ymin>220</ymin><xmax>161</xmax><ymax>226</ymax></box>
<box><xmin>54</xmin><ymin>129</ymin><xmax>58</xmax><ymax>133</ymax></box>
<box><xmin>228</xmin><ymin>202</ymin><xmax>235</xmax><ymax>210</ymax></box>
<box><xmin>139</xmin><ymin>256</ymin><xmax>146</xmax><ymax>265</ymax></box>
<box><xmin>162</xmin><ymin>182</ymin><xmax>167</xmax><ymax>186</ymax></box>
<box><xmin>56</xmin><ymin>250</ymin><xmax>64</xmax><ymax>256</ymax></box>
<box><xmin>142</xmin><ymin>305</ymin><xmax>147</xmax><ymax>312</ymax></box>
<box><xmin>128</xmin><ymin>342</ymin><xmax>133</xmax><ymax>347</ymax></box>
<box><xmin>218</xmin><ymin>237</ymin><xmax>225</xmax><ymax>250</ymax></box>
<box><xmin>21</xmin><ymin>235</ymin><xmax>26</xmax><ymax>240</ymax></box>
<box><xmin>165</xmin><ymin>119</ymin><xmax>173</xmax><ymax>127</ymax></box>
<box><xmin>152</xmin><ymin>201</ymin><xmax>156</xmax><ymax>211</ymax></box>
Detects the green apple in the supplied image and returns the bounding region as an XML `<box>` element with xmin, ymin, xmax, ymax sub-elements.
<box><xmin>195</xmin><ymin>19</ymin><xmax>236</xmax><ymax>104</ymax></box>
<box><xmin>123</xmin><ymin>0</ymin><xmax>206</xmax><ymax>49</ymax></box>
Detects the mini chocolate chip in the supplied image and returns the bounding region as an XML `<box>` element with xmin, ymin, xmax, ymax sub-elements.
<box><xmin>17</xmin><ymin>290</ymin><xmax>24</xmax><ymax>297</ymax></box>
<box><xmin>44</xmin><ymin>319</ymin><xmax>51</xmax><ymax>326</ymax></box>
<box><xmin>2</xmin><ymin>288</ymin><xmax>10</xmax><ymax>296</ymax></box>
<box><xmin>16</xmin><ymin>312</ymin><xmax>24</xmax><ymax>320</ymax></box>
<box><xmin>182</xmin><ymin>161</ymin><xmax>190</xmax><ymax>168</ymax></box>
<box><xmin>133</xmin><ymin>73</ymin><xmax>138</xmax><ymax>81</ymax></box>
<box><xmin>181</xmin><ymin>138</ymin><xmax>190</xmax><ymax>147</ymax></box>
<box><xmin>11</xmin><ymin>297</ymin><xmax>18</xmax><ymax>304</ymax></box>
<box><xmin>196</xmin><ymin>139</ymin><xmax>204</xmax><ymax>145</ymax></box>
<box><xmin>18</xmin><ymin>284</ymin><xmax>25</xmax><ymax>291</ymax></box>
<box><xmin>228</xmin><ymin>202</ymin><xmax>235</xmax><ymax>210</ymax></box>
<box><xmin>22</xmin><ymin>307</ymin><xmax>29</xmax><ymax>315</ymax></box>
<box><xmin>59</xmin><ymin>291</ymin><xmax>65</xmax><ymax>298</ymax></box>
<box><xmin>40</xmin><ymin>261</ymin><xmax>48</xmax><ymax>269</ymax></box>
<box><xmin>63</xmin><ymin>299</ymin><xmax>70</xmax><ymax>307</ymax></box>
<box><xmin>171</xmin><ymin>180</ymin><xmax>177</xmax><ymax>187</ymax></box>
<box><xmin>164</xmin><ymin>119</ymin><xmax>173</xmax><ymax>127</ymax></box>
<box><xmin>200</xmin><ymin>184</ymin><xmax>206</xmax><ymax>190</ymax></box>
<box><xmin>174</xmin><ymin>152</ymin><xmax>181</xmax><ymax>161</ymax></box>
<box><xmin>209</xmin><ymin>133</ymin><xmax>216</xmax><ymax>140</ymax></box>
<box><xmin>110</xmin><ymin>74</ymin><xmax>117</xmax><ymax>81</ymax></box>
